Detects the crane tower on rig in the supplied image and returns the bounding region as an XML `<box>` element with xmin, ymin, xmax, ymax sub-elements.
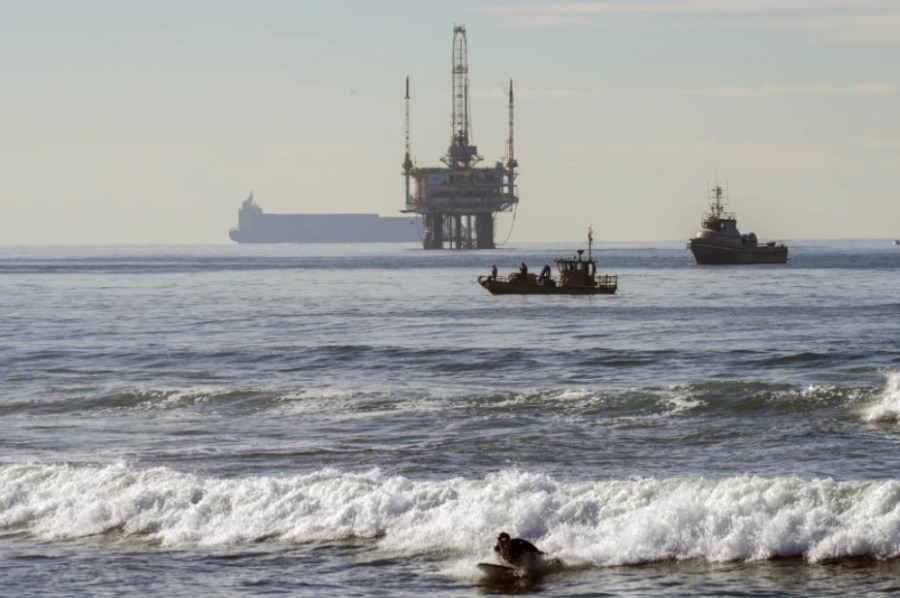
<box><xmin>402</xmin><ymin>25</ymin><xmax>519</xmax><ymax>249</ymax></box>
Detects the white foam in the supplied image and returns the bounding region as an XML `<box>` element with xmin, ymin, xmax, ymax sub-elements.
<box><xmin>799</xmin><ymin>384</ymin><xmax>838</xmax><ymax>400</ymax></box>
<box><xmin>864</xmin><ymin>371</ymin><xmax>900</xmax><ymax>423</ymax></box>
<box><xmin>553</xmin><ymin>389</ymin><xmax>593</xmax><ymax>401</ymax></box>
<box><xmin>3</xmin><ymin>464</ymin><xmax>900</xmax><ymax>564</ymax></box>
<box><xmin>114</xmin><ymin>386</ymin><xmax>234</xmax><ymax>411</ymax></box>
<box><xmin>662</xmin><ymin>389</ymin><xmax>705</xmax><ymax>415</ymax></box>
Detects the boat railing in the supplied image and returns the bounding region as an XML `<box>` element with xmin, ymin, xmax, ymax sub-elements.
<box><xmin>595</xmin><ymin>275</ymin><xmax>617</xmax><ymax>287</ymax></box>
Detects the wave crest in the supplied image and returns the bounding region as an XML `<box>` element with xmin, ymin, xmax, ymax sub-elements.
<box><xmin>3</xmin><ymin>464</ymin><xmax>900</xmax><ymax>564</ymax></box>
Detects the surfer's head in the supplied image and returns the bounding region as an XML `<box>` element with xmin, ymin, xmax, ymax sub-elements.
<box><xmin>495</xmin><ymin>532</ymin><xmax>511</xmax><ymax>555</ymax></box>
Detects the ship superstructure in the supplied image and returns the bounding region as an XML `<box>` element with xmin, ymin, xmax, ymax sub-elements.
<box><xmin>687</xmin><ymin>185</ymin><xmax>788</xmax><ymax>264</ymax></box>
<box><xmin>402</xmin><ymin>25</ymin><xmax>519</xmax><ymax>249</ymax></box>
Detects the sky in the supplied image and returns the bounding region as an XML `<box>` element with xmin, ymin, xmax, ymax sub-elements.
<box><xmin>1</xmin><ymin>0</ymin><xmax>899</xmax><ymax>244</ymax></box>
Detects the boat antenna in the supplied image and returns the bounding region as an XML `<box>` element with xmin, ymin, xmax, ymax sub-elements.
<box><xmin>588</xmin><ymin>225</ymin><xmax>593</xmax><ymax>261</ymax></box>
<box><xmin>710</xmin><ymin>183</ymin><xmax>725</xmax><ymax>217</ymax></box>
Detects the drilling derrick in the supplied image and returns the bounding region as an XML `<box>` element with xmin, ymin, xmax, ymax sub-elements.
<box><xmin>402</xmin><ymin>25</ymin><xmax>519</xmax><ymax>249</ymax></box>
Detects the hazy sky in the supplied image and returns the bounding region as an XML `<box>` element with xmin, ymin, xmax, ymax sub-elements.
<box><xmin>2</xmin><ymin>0</ymin><xmax>899</xmax><ymax>244</ymax></box>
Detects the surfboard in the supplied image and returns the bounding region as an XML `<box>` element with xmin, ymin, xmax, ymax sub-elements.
<box><xmin>477</xmin><ymin>562</ymin><xmax>523</xmax><ymax>580</ymax></box>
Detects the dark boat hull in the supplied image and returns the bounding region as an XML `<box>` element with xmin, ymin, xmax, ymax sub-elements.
<box><xmin>688</xmin><ymin>241</ymin><xmax>788</xmax><ymax>265</ymax></box>
<box><xmin>478</xmin><ymin>277</ymin><xmax>616</xmax><ymax>295</ymax></box>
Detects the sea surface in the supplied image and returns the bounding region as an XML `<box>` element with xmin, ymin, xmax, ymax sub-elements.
<box><xmin>2</xmin><ymin>239</ymin><xmax>900</xmax><ymax>597</ymax></box>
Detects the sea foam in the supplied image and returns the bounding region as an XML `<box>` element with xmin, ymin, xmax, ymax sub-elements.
<box><xmin>3</xmin><ymin>463</ymin><xmax>900</xmax><ymax>565</ymax></box>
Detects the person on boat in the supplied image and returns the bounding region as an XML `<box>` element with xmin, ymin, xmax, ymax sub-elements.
<box><xmin>518</xmin><ymin>262</ymin><xmax>528</xmax><ymax>283</ymax></box>
<box><xmin>491</xmin><ymin>264</ymin><xmax>498</xmax><ymax>281</ymax></box>
<box><xmin>494</xmin><ymin>532</ymin><xmax>544</xmax><ymax>569</ymax></box>
<box><xmin>537</xmin><ymin>264</ymin><xmax>551</xmax><ymax>286</ymax></box>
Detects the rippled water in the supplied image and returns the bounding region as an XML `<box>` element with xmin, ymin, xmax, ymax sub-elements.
<box><xmin>2</xmin><ymin>240</ymin><xmax>900</xmax><ymax>596</ymax></box>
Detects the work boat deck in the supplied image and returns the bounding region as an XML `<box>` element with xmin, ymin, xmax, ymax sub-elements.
<box><xmin>478</xmin><ymin>230</ymin><xmax>617</xmax><ymax>295</ymax></box>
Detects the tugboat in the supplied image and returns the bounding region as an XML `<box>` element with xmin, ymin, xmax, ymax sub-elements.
<box><xmin>687</xmin><ymin>185</ymin><xmax>788</xmax><ymax>265</ymax></box>
<box><xmin>477</xmin><ymin>228</ymin><xmax>617</xmax><ymax>295</ymax></box>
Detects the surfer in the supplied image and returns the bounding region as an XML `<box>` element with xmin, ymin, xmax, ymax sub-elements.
<box><xmin>494</xmin><ymin>532</ymin><xmax>544</xmax><ymax>569</ymax></box>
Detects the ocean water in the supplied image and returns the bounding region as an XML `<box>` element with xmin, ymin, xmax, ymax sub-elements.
<box><xmin>2</xmin><ymin>239</ymin><xmax>900</xmax><ymax>597</ymax></box>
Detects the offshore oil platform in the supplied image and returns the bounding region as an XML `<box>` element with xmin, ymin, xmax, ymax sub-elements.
<box><xmin>402</xmin><ymin>25</ymin><xmax>519</xmax><ymax>249</ymax></box>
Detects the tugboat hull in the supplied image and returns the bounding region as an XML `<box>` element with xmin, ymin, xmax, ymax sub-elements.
<box><xmin>688</xmin><ymin>241</ymin><xmax>788</xmax><ymax>265</ymax></box>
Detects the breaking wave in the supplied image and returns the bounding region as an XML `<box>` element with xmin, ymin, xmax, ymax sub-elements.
<box><xmin>3</xmin><ymin>463</ymin><xmax>900</xmax><ymax>565</ymax></box>
<box><xmin>864</xmin><ymin>371</ymin><xmax>900</xmax><ymax>423</ymax></box>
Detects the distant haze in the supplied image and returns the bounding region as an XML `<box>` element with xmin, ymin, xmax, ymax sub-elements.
<box><xmin>2</xmin><ymin>0</ymin><xmax>899</xmax><ymax>244</ymax></box>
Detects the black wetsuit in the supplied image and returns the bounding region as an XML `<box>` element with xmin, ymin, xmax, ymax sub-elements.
<box><xmin>495</xmin><ymin>535</ymin><xmax>542</xmax><ymax>567</ymax></box>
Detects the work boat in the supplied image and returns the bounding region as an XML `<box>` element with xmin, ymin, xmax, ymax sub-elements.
<box><xmin>687</xmin><ymin>185</ymin><xmax>788</xmax><ymax>265</ymax></box>
<box><xmin>477</xmin><ymin>229</ymin><xmax>617</xmax><ymax>295</ymax></box>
